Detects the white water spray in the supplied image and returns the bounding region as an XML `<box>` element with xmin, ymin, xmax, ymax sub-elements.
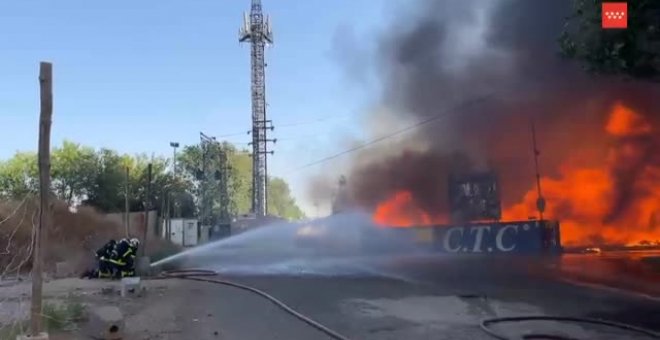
<box><xmin>150</xmin><ymin>212</ymin><xmax>427</xmax><ymax>279</ymax></box>
<box><xmin>151</xmin><ymin>219</ymin><xmax>301</xmax><ymax>267</ymax></box>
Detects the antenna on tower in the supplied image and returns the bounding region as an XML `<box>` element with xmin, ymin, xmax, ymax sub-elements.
<box><xmin>239</xmin><ymin>0</ymin><xmax>275</xmax><ymax>218</ymax></box>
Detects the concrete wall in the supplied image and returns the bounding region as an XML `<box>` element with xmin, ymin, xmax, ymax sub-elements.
<box><xmin>105</xmin><ymin>210</ymin><xmax>158</xmax><ymax>240</ymax></box>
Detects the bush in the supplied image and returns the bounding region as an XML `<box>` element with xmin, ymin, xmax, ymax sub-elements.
<box><xmin>0</xmin><ymin>297</ymin><xmax>86</xmax><ymax>339</ymax></box>
<box><xmin>42</xmin><ymin>298</ymin><xmax>86</xmax><ymax>331</ymax></box>
<box><xmin>0</xmin><ymin>198</ymin><xmax>179</xmax><ymax>276</ymax></box>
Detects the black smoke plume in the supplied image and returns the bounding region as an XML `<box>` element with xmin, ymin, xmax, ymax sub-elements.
<box><xmin>343</xmin><ymin>0</ymin><xmax>660</xmax><ymax>227</ymax></box>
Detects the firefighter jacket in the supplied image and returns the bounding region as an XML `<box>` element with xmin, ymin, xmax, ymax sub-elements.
<box><xmin>110</xmin><ymin>240</ymin><xmax>136</xmax><ymax>268</ymax></box>
<box><xmin>95</xmin><ymin>240</ymin><xmax>116</xmax><ymax>260</ymax></box>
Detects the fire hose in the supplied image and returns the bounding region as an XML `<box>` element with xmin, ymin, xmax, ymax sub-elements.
<box><xmin>480</xmin><ymin>315</ymin><xmax>660</xmax><ymax>340</ymax></box>
<box><xmin>155</xmin><ymin>270</ymin><xmax>660</xmax><ymax>340</ymax></box>
<box><xmin>156</xmin><ymin>269</ymin><xmax>352</xmax><ymax>340</ymax></box>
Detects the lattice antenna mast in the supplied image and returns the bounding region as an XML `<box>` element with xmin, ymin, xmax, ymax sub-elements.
<box><xmin>239</xmin><ymin>0</ymin><xmax>274</xmax><ymax>218</ymax></box>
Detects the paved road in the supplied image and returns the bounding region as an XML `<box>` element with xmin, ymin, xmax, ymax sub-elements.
<box><xmin>168</xmin><ymin>249</ymin><xmax>660</xmax><ymax>339</ymax></box>
<box><xmin>3</xmin><ymin>251</ymin><xmax>659</xmax><ymax>339</ymax></box>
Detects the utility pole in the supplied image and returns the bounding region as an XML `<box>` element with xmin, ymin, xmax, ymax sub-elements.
<box><xmin>142</xmin><ymin>163</ymin><xmax>152</xmax><ymax>256</ymax></box>
<box><xmin>125</xmin><ymin>166</ymin><xmax>130</xmax><ymax>237</ymax></box>
<box><xmin>530</xmin><ymin>117</ymin><xmax>545</xmax><ymax>221</ymax></box>
<box><xmin>248</xmin><ymin>121</ymin><xmax>276</xmax><ymax>215</ymax></box>
<box><xmin>165</xmin><ymin>192</ymin><xmax>171</xmax><ymax>241</ymax></box>
<box><xmin>240</xmin><ymin>0</ymin><xmax>275</xmax><ymax>218</ymax></box>
<box><xmin>31</xmin><ymin>61</ymin><xmax>52</xmax><ymax>337</ymax></box>
<box><xmin>169</xmin><ymin>141</ymin><xmax>180</xmax><ymax>224</ymax></box>
<box><xmin>200</xmin><ymin>132</ymin><xmax>216</xmax><ymax>226</ymax></box>
<box><xmin>218</xmin><ymin>150</ymin><xmax>232</xmax><ymax>223</ymax></box>
<box><xmin>170</xmin><ymin>142</ymin><xmax>179</xmax><ymax>175</ymax></box>
<box><xmin>199</xmin><ymin>133</ymin><xmax>233</xmax><ymax>226</ymax></box>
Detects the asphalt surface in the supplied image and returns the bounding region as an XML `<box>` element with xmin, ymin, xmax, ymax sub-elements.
<box><xmin>3</xmin><ymin>251</ymin><xmax>659</xmax><ymax>339</ymax></box>
<box><xmin>170</xmin><ymin>250</ymin><xmax>660</xmax><ymax>340</ymax></box>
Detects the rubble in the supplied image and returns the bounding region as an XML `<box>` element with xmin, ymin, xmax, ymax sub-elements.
<box><xmin>83</xmin><ymin>306</ymin><xmax>124</xmax><ymax>340</ymax></box>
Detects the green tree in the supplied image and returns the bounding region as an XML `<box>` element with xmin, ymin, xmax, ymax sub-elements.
<box><xmin>51</xmin><ymin>140</ymin><xmax>98</xmax><ymax>205</ymax></box>
<box><xmin>178</xmin><ymin>141</ymin><xmax>305</xmax><ymax>221</ymax></box>
<box><xmin>84</xmin><ymin>151</ymin><xmax>195</xmax><ymax>216</ymax></box>
<box><xmin>130</xmin><ymin>155</ymin><xmax>195</xmax><ymax>218</ymax></box>
<box><xmin>178</xmin><ymin>142</ymin><xmax>242</xmax><ymax>222</ymax></box>
<box><xmin>0</xmin><ymin>151</ymin><xmax>38</xmax><ymax>198</ymax></box>
<box><xmin>0</xmin><ymin>140</ymin><xmax>303</xmax><ymax>221</ymax></box>
<box><xmin>228</xmin><ymin>150</ymin><xmax>253</xmax><ymax>214</ymax></box>
<box><xmin>267</xmin><ymin>178</ymin><xmax>305</xmax><ymax>220</ymax></box>
<box><xmin>559</xmin><ymin>0</ymin><xmax>660</xmax><ymax>78</ymax></box>
<box><xmin>83</xmin><ymin>148</ymin><xmax>128</xmax><ymax>212</ymax></box>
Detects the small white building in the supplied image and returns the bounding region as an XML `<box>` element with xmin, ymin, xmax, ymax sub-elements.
<box><xmin>162</xmin><ymin>218</ymin><xmax>199</xmax><ymax>247</ymax></box>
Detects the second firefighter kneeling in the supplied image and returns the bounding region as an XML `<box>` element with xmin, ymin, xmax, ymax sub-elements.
<box><xmin>95</xmin><ymin>237</ymin><xmax>140</xmax><ymax>279</ymax></box>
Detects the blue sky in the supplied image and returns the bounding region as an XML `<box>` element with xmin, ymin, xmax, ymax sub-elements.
<box><xmin>0</xmin><ymin>0</ymin><xmax>396</xmax><ymax>215</ymax></box>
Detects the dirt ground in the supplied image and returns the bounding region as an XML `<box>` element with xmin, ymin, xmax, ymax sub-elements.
<box><xmin>2</xmin><ymin>271</ymin><xmax>659</xmax><ymax>340</ymax></box>
<box><xmin>0</xmin><ymin>277</ymin><xmax>336</xmax><ymax>340</ymax></box>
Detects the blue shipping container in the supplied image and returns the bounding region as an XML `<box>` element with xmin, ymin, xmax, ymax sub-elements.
<box><xmin>361</xmin><ymin>220</ymin><xmax>561</xmax><ymax>254</ymax></box>
<box><xmin>432</xmin><ymin>220</ymin><xmax>561</xmax><ymax>254</ymax></box>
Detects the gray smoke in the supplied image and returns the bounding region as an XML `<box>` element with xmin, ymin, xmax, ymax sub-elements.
<box><xmin>342</xmin><ymin>0</ymin><xmax>659</xmax><ymax>225</ymax></box>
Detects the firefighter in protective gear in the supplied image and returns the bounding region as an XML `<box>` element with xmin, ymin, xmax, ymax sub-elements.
<box><xmin>127</xmin><ymin>238</ymin><xmax>140</xmax><ymax>276</ymax></box>
<box><xmin>109</xmin><ymin>238</ymin><xmax>138</xmax><ymax>278</ymax></box>
<box><xmin>81</xmin><ymin>239</ymin><xmax>116</xmax><ymax>279</ymax></box>
<box><xmin>96</xmin><ymin>239</ymin><xmax>117</xmax><ymax>278</ymax></box>
<box><xmin>130</xmin><ymin>238</ymin><xmax>140</xmax><ymax>250</ymax></box>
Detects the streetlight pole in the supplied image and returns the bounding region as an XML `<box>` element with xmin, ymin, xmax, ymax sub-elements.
<box><xmin>169</xmin><ymin>142</ymin><xmax>179</xmax><ymax>220</ymax></box>
<box><xmin>170</xmin><ymin>142</ymin><xmax>179</xmax><ymax>176</ymax></box>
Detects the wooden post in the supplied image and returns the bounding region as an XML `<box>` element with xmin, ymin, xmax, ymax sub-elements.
<box><xmin>159</xmin><ymin>192</ymin><xmax>166</xmax><ymax>240</ymax></box>
<box><xmin>125</xmin><ymin>166</ymin><xmax>130</xmax><ymax>237</ymax></box>
<box><xmin>142</xmin><ymin>163</ymin><xmax>152</xmax><ymax>256</ymax></box>
<box><xmin>166</xmin><ymin>191</ymin><xmax>172</xmax><ymax>241</ymax></box>
<box><xmin>31</xmin><ymin>61</ymin><xmax>53</xmax><ymax>336</ymax></box>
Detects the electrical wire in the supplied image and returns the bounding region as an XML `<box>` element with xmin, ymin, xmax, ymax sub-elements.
<box><xmin>286</xmin><ymin>75</ymin><xmax>578</xmax><ymax>172</ymax></box>
<box><xmin>214</xmin><ymin>114</ymin><xmax>353</xmax><ymax>140</ymax></box>
<box><xmin>290</xmin><ymin>92</ymin><xmax>497</xmax><ymax>172</ymax></box>
<box><xmin>157</xmin><ymin>270</ymin><xmax>352</xmax><ymax>340</ymax></box>
<box><xmin>480</xmin><ymin>315</ymin><xmax>660</xmax><ymax>340</ymax></box>
<box><xmin>276</xmin><ymin>115</ymin><xmax>351</xmax><ymax>128</ymax></box>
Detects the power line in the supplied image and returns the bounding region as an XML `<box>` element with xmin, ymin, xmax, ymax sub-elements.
<box><xmin>276</xmin><ymin>114</ymin><xmax>351</xmax><ymax>128</ymax></box>
<box><xmin>213</xmin><ymin>114</ymin><xmax>352</xmax><ymax>140</ymax></box>
<box><xmin>217</xmin><ymin>131</ymin><xmax>249</xmax><ymax>138</ymax></box>
<box><xmin>291</xmin><ymin>92</ymin><xmax>497</xmax><ymax>172</ymax></box>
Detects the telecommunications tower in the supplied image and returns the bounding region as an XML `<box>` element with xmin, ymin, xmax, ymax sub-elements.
<box><xmin>239</xmin><ymin>0</ymin><xmax>274</xmax><ymax>218</ymax></box>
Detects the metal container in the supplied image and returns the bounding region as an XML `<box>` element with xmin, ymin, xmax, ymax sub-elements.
<box><xmin>163</xmin><ymin>218</ymin><xmax>199</xmax><ymax>247</ymax></box>
<box><xmin>362</xmin><ymin>220</ymin><xmax>562</xmax><ymax>255</ymax></box>
<box><xmin>432</xmin><ymin>220</ymin><xmax>561</xmax><ymax>254</ymax></box>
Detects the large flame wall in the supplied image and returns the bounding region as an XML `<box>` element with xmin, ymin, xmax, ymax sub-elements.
<box><xmin>370</xmin><ymin>103</ymin><xmax>659</xmax><ymax>247</ymax></box>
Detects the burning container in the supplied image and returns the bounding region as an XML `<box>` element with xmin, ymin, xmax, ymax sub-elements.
<box><xmin>364</xmin><ymin>170</ymin><xmax>562</xmax><ymax>254</ymax></box>
<box><xmin>448</xmin><ymin>171</ymin><xmax>501</xmax><ymax>223</ymax></box>
<box><xmin>432</xmin><ymin>220</ymin><xmax>561</xmax><ymax>254</ymax></box>
<box><xmin>362</xmin><ymin>220</ymin><xmax>562</xmax><ymax>255</ymax></box>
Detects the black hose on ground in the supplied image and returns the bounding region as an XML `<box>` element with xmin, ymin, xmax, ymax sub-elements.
<box><xmin>156</xmin><ymin>270</ymin><xmax>660</xmax><ymax>340</ymax></box>
<box><xmin>158</xmin><ymin>270</ymin><xmax>352</xmax><ymax>340</ymax></box>
<box><xmin>480</xmin><ymin>315</ymin><xmax>660</xmax><ymax>340</ymax></box>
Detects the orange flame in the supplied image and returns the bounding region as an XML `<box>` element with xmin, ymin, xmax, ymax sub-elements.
<box><xmin>506</xmin><ymin>103</ymin><xmax>659</xmax><ymax>246</ymax></box>
<box><xmin>372</xmin><ymin>191</ymin><xmax>447</xmax><ymax>227</ymax></box>
<box><xmin>372</xmin><ymin>103</ymin><xmax>660</xmax><ymax>246</ymax></box>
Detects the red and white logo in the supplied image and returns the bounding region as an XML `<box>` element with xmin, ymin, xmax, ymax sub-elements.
<box><xmin>602</xmin><ymin>2</ymin><xmax>627</xmax><ymax>29</ymax></box>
